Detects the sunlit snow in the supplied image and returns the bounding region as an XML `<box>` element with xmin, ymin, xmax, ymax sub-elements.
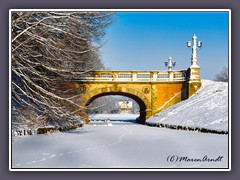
<box><xmin>11</xmin><ymin>80</ymin><xmax>229</xmax><ymax>170</ymax></box>
<box><xmin>147</xmin><ymin>80</ymin><xmax>228</xmax><ymax>132</ymax></box>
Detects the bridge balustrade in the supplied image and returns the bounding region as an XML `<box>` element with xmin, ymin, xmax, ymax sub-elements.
<box><xmin>74</xmin><ymin>70</ymin><xmax>188</xmax><ymax>82</ymax></box>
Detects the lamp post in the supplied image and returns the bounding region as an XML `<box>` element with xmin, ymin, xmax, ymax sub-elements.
<box><xmin>187</xmin><ymin>34</ymin><xmax>202</xmax><ymax>97</ymax></box>
<box><xmin>165</xmin><ymin>57</ymin><xmax>176</xmax><ymax>81</ymax></box>
<box><xmin>187</xmin><ymin>34</ymin><xmax>202</xmax><ymax>68</ymax></box>
<box><xmin>165</xmin><ymin>57</ymin><xmax>176</xmax><ymax>71</ymax></box>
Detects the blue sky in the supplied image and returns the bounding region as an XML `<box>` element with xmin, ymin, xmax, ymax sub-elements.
<box><xmin>101</xmin><ymin>11</ymin><xmax>229</xmax><ymax>80</ymax></box>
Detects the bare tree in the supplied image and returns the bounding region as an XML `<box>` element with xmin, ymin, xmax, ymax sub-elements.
<box><xmin>214</xmin><ymin>66</ymin><xmax>228</xmax><ymax>82</ymax></box>
<box><xmin>11</xmin><ymin>11</ymin><xmax>113</xmax><ymax>128</ymax></box>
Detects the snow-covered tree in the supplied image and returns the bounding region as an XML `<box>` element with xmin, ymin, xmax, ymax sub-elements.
<box><xmin>11</xmin><ymin>11</ymin><xmax>113</xmax><ymax>128</ymax></box>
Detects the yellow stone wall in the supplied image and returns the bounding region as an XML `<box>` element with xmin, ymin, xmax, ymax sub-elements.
<box><xmin>73</xmin><ymin>67</ymin><xmax>201</xmax><ymax>124</ymax></box>
<box><xmin>78</xmin><ymin>81</ymin><xmax>192</xmax><ymax>123</ymax></box>
<box><xmin>152</xmin><ymin>83</ymin><xmax>187</xmax><ymax>114</ymax></box>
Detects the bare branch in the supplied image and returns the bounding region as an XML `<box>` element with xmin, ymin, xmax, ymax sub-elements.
<box><xmin>11</xmin><ymin>11</ymin><xmax>113</xmax><ymax>129</ymax></box>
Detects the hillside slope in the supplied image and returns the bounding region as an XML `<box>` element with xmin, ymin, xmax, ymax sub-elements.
<box><xmin>146</xmin><ymin>80</ymin><xmax>229</xmax><ymax>132</ymax></box>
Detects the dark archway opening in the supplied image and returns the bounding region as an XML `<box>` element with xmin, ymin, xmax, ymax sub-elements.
<box><xmin>86</xmin><ymin>92</ymin><xmax>147</xmax><ymax>124</ymax></box>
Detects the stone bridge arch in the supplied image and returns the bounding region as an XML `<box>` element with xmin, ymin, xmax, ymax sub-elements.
<box><xmin>84</xmin><ymin>86</ymin><xmax>152</xmax><ymax>124</ymax></box>
<box><xmin>77</xmin><ymin>68</ymin><xmax>201</xmax><ymax>124</ymax></box>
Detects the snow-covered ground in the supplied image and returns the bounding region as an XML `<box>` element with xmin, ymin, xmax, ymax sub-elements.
<box><xmin>11</xmin><ymin>80</ymin><xmax>229</xmax><ymax>170</ymax></box>
<box><xmin>147</xmin><ymin>80</ymin><xmax>229</xmax><ymax>132</ymax></box>
<box><xmin>11</xmin><ymin>124</ymin><xmax>228</xmax><ymax>169</ymax></box>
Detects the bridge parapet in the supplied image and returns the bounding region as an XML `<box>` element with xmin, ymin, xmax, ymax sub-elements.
<box><xmin>74</xmin><ymin>70</ymin><xmax>188</xmax><ymax>82</ymax></box>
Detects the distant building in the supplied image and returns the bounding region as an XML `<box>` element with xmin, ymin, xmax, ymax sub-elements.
<box><xmin>118</xmin><ymin>101</ymin><xmax>133</xmax><ymax>113</ymax></box>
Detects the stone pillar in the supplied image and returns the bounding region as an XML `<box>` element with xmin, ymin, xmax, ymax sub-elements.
<box><xmin>132</xmin><ymin>71</ymin><xmax>137</xmax><ymax>81</ymax></box>
<box><xmin>152</xmin><ymin>71</ymin><xmax>158</xmax><ymax>81</ymax></box>
<box><xmin>188</xmin><ymin>66</ymin><xmax>201</xmax><ymax>97</ymax></box>
<box><xmin>94</xmin><ymin>72</ymin><xmax>99</xmax><ymax>80</ymax></box>
<box><xmin>188</xmin><ymin>80</ymin><xmax>201</xmax><ymax>98</ymax></box>
<box><xmin>113</xmin><ymin>72</ymin><xmax>118</xmax><ymax>81</ymax></box>
<box><xmin>168</xmin><ymin>70</ymin><xmax>174</xmax><ymax>81</ymax></box>
<box><xmin>145</xmin><ymin>109</ymin><xmax>152</xmax><ymax>120</ymax></box>
<box><xmin>189</xmin><ymin>66</ymin><xmax>201</xmax><ymax>81</ymax></box>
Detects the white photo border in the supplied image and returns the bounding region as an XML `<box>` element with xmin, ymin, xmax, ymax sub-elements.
<box><xmin>9</xmin><ymin>9</ymin><xmax>231</xmax><ymax>171</ymax></box>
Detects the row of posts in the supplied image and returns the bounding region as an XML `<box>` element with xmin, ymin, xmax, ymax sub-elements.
<box><xmin>12</xmin><ymin>129</ymin><xmax>35</xmax><ymax>136</ymax></box>
<box><xmin>131</xmin><ymin>71</ymin><xmax>176</xmax><ymax>81</ymax></box>
<box><xmin>95</xmin><ymin>71</ymin><xmax>183</xmax><ymax>81</ymax></box>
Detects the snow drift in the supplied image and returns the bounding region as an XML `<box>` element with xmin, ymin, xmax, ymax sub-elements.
<box><xmin>146</xmin><ymin>80</ymin><xmax>229</xmax><ymax>132</ymax></box>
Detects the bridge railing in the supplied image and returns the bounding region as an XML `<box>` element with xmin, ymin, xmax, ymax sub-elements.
<box><xmin>74</xmin><ymin>70</ymin><xmax>189</xmax><ymax>82</ymax></box>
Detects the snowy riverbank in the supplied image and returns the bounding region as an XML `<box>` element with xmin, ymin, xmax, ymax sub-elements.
<box><xmin>11</xmin><ymin>80</ymin><xmax>229</xmax><ymax>169</ymax></box>
<box><xmin>146</xmin><ymin>80</ymin><xmax>229</xmax><ymax>133</ymax></box>
<box><xmin>12</xmin><ymin>124</ymin><xmax>228</xmax><ymax>169</ymax></box>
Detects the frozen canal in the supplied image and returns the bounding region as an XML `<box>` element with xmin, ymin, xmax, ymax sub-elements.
<box><xmin>11</xmin><ymin>123</ymin><xmax>228</xmax><ymax>169</ymax></box>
